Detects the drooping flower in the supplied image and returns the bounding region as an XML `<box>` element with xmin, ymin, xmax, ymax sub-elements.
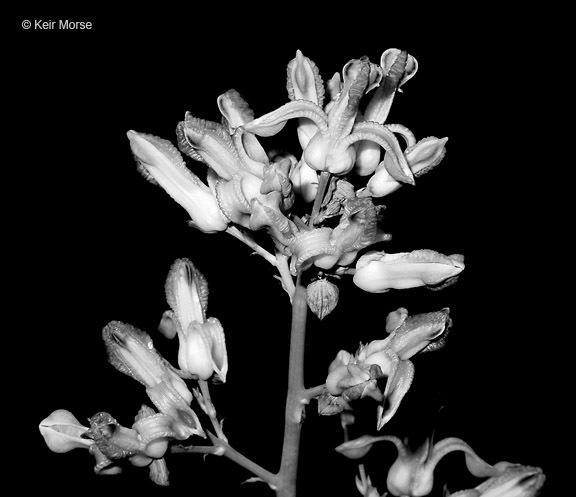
<box><xmin>338</xmin><ymin>435</ymin><xmax>509</xmax><ymax>497</ymax></box>
<box><xmin>127</xmin><ymin>130</ymin><xmax>229</xmax><ymax>233</ymax></box>
<box><xmin>353</xmin><ymin>249</ymin><xmax>465</xmax><ymax>293</ymax></box>
<box><xmin>323</xmin><ymin>308</ymin><xmax>451</xmax><ymax>428</ymax></box>
<box><xmin>383</xmin><ymin>437</ymin><xmax>506</xmax><ymax>497</ymax></box>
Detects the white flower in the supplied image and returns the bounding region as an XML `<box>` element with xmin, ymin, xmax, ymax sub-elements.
<box><xmin>39</xmin><ymin>409</ymin><xmax>93</xmax><ymax>453</ymax></box>
<box><xmin>353</xmin><ymin>249</ymin><xmax>464</xmax><ymax>293</ymax></box>
<box><xmin>127</xmin><ymin>130</ymin><xmax>228</xmax><ymax>233</ymax></box>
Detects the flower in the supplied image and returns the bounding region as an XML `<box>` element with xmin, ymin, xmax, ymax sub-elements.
<box><xmin>355</xmin><ymin>48</ymin><xmax>419</xmax><ymax>176</ymax></box>
<box><xmin>102</xmin><ymin>320</ymin><xmax>204</xmax><ymax>439</ymax></box>
<box><xmin>39</xmin><ymin>409</ymin><xmax>93</xmax><ymax>453</ymax></box>
<box><xmin>178</xmin><ymin>318</ymin><xmax>228</xmax><ymax>382</ymax></box>
<box><xmin>446</xmin><ymin>463</ymin><xmax>545</xmax><ymax>497</ymax></box>
<box><xmin>245</xmin><ymin>51</ymin><xmax>413</xmax><ymax>181</ymax></box>
<box><xmin>324</xmin><ymin>307</ymin><xmax>451</xmax><ymax>428</ymax></box>
<box><xmin>381</xmin><ymin>437</ymin><xmax>509</xmax><ymax>497</ymax></box>
<box><xmin>353</xmin><ymin>249</ymin><xmax>465</xmax><ymax>293</ymax></box>
<box><xmin>80</xmin><ymin>408</ymin><xmax>177</xmax><ymax>483</ymax></box>
<box><xmin>127</xmin><ymin>130</ymin><xmax>229</xmax><ymax>233</ymax></box>
<box><xmin>161</xmin><ymin>257</ymin><xmax>209</xmax><ymax>339</ymax></box>
<box><xmin>362</xmin><ymin>136</ymin><xmax>448</xmax><ymax>197</ymax></box>
<box><xmin>337</xmin><ymin>435</ymin><xmax>503</xmax><ymax>497</ymax></box>
<box><xmin>162</xmin><ymin>258</ymin><xmax>228</xmax><ymax>382</ymax></box>
<box><xmin>287</xmin><ymin>195</ymin><xmax>388</xmax><ymax>275</ymax></box>
<box><xmin>177</xmin><ymin>111</ymin><xmax>296</xmax><ymax>246</ymax></box>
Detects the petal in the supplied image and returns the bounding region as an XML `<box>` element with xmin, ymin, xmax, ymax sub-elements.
<box><xmin>145</xmin><ymin>378</ymin><xmax>205</xmax><ymax>439</ymax></box>
<box><xmin>389</xmin><ymin>308</ymin><xmax>452</xmax><ymax>359</ymax></box>
<box><xmin>204</xmin><ymin>317</ymin><xmax>228</xmax><ymax>383</ymax></box>
<box><xmin>380</xmin><ymin>48</ymin><xmax>418</xmax><ymax>89</ymax></box>
<box><xmin>363</xmin><ymin>49</ymin><xmax>411</xmax><ymax>124</ymax></box>
<box><xmin>377</xmin><ymin>355</ymin><xmax>415</xmax><ymax>429</ymax></box>
<box><xmin>474</xmin><ymin>464</ymin><xmax>545</xmax><ymax>497</ymax></box>
<box><xmin>178</xmin><ymin>113</ymin><xmax>247</xmax><ymax>180</ymax></box>
<box><xmin>325</xmin><ymin>364</ymin><xmax>352</xmax><ymax>395</ymax></box>
<box><xmin>327</xmin><ymin>58</ymin><xmax>372</xmax><ymax>140</ymax></box>
<box><xmin>384</xmin><ymin>136</ymin><xmax>448</xmax><ymax>178</ymax></box>
<box><xmin>244</xmin><ymin>100</ymin><xmax>329</xmax><ymax>137</ymax></box>
<box><xmin>288</xmin><ymin>227</ymin><xmax>336</xmax><ymax>275</ymax></box>
<box><xmin>180</xmin><ymin>321</ymin><xmax>214</xmax><ymax>380</ymax></box>
<box><xmin>39</xmin><ymin>409</ymin><xmax>93</xmax><ymax>453</ymax></box>
<box><xmin>217</xmin><ymin>89</ymin><xmax>254</xmax><ymax>131</ymax></box>
<box><xmin>424</xmin><ymin>438</ymin><xmax>501</xmax><ymax>485</ymax></box>
<box><xmin>165</xmin><ymin>258</ymin><xmax>209</xmax><ymax>333</ymax></box>
<box><xmin>102</xmin><ymin>321</ymin><xmax>175</xmax><ymax>388</ymax></box>
<box><xmin>286</xmin><ymin>50</ymin><xmax>325</xmax><ymax>107</ymax></box>
<box><xmin>364</xmin><ymin>162</ymin><xmax>402</xmax><ymax>198</ymax></box>
<box><xmin>344</xmin><ymin>121</ymin><xmax>414</xmax><ymax>185</ymax></box>
<box><xmin>158</xmin><ymin>310</ymin><xmax>178</xmax><ymax>339</ymax></box>
<box><xmin>335</xmin><ymin>434</ymin><xmax>389</xmax><ymax>459</ymax></box>
<box><xmin>328</xmin><ymin>350</ymin><xmax>352</xmax><ymax>373</ymax></box>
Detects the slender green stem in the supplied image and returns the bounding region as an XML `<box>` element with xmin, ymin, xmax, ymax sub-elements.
<box><xmin>208</xmin><ymin>432</ymin><xmax>280</xmax><ymax>489</ymax></box>
<box><xmin>275</xmin><ymin>274</ymin><xmax>308</xmax><ymax>497</ymax></box>
<box><xmin>301</xmin><ymin>384</ymin><xmax>325</xmax><ymax>403</ymax></box>
<box><xmin>275</xmin><ymin>250</ymin><xmax>295</xmax><ymax>301</ymax></box>
<box><xmin>310</xmin><ymin>171</ymin><xmax>331</xmax><ymax>225</ymax></box>
<box><xmin>171</xmin><ymin>444</ymin><xmax>221</xmax><ymax>455</ymax></box>
<box><xmin>198</xmin><ymin>379</ymin><xmax>228</xmax><ymax>442</ymax></box>
<box><xmin>226</xmin><ymin>226</ymin><xmax>277</xmax><ymax>266</ymax></box>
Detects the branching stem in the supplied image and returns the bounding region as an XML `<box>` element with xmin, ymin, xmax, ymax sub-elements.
<box><xmin>198</xmin><ymin>379</ymin><xmax>227</xmax><ymax>442</ymax></box>
<box><xmin>226</xmin><ymin>226</ymin><xmax>277</xmax><ymax>266</ymax></box>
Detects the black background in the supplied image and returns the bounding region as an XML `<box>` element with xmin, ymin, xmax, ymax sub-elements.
<box><xmin>8</xmin><ymin>7</ymin><xmax>562</xmax><ymax>497</ymax></box>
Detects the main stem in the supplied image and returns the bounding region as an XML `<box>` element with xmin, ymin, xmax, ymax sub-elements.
<box><xmin>276</xmin><ymin>273</ymin><xmax>308</xmax><ymax>497</ymax></box>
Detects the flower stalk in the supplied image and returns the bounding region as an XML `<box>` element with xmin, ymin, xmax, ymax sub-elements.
<box><xmin>198</xmin><ymin>379</ymin><xmax>227</xmax><ymax>442</ymax></box>
<box><xmin>276</xmin><ymin>273</ymin><xmax>308</xmax><ymax>497</ymax></box>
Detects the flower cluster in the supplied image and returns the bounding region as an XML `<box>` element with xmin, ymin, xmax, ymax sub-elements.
<box><xmin>39</xmin><ymin>259</ymin><xmax>227</xmax><ymax>484</ymax></box>
<box><xmin>40</xmin><ymin>48</ymin><xmax>544</xmax><ymax>496</ymax></box>
<box><xmin>126</xmin><ymin>48</ymin><xmax>462</xmax><ymax>317</ymax></box>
